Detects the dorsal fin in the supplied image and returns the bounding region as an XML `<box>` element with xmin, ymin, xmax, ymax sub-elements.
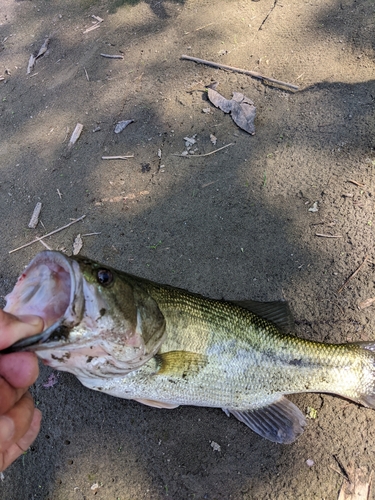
<box><xmin>231</xmin><ymin>300</ymin><xmax>294</xmax><ymax>332</ymax></box>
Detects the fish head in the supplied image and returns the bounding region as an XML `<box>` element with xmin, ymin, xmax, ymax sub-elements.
<box><xmin>3</xmin><ymin>251</ymin><xmax>166</xmax><ymax>380</ymax></box>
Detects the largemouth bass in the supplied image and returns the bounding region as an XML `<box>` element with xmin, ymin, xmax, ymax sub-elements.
<box><xmin>2</xmin><ymin>250</ymin><xmax>375</xmax><ymax>444</ymax></box>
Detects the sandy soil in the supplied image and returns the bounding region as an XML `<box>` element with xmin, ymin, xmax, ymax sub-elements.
<box><xmin>1</xmin><ymin>0</ymin><xmax>375</xmax><ymax>498</ymax></box>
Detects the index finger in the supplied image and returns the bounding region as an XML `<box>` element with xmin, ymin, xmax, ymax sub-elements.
<box><xmin>0</xmin><ymin>311</ymin><xmax>44</xmax><ymax>350</ymax></box>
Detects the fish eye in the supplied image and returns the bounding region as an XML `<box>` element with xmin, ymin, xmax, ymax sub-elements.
<box><xmin>97</xmin><ymin>269</ymin><xmax>113</xmax><ymax>286</ymax></box>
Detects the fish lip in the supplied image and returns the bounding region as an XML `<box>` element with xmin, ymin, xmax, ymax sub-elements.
<box><xmin>2</xmin><ymin>251</ymin><xmax>84</xmax><ymax>353</ymax></box>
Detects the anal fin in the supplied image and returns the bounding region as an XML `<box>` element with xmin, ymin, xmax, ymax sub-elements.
<box><xmin>134</xmin><ymin>398</ymin><xmax>179</xmax><ymax>409</ymax></box>
<box><xmin>223</xmin><ymin>396</ymin><xmax>306</xmax><ymax>444</ymax></box>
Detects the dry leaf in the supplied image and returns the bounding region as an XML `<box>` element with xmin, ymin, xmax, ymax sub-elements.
<box><xmin>114</xmin><ymin>119</ymin><xmax>134</xmax><ymax>134</ymax></box>
<box><xmin>73</xmin><ymin>234</ymin><xmax>83</xmax><ymax>255</ymax></box>
<box><xmin>27</xmin><ymin>38</ymin><xmax>50</xmax><ymax>74</ymax></box>
<box><xmin>358</xmin><ymin>298</ymin><xmax>375</xmax><ymax>310</ymax></box>
<box><xmin>207</xmin><ymin>88</ymin><xmax>256</xmax><ymax>135</ymax></box>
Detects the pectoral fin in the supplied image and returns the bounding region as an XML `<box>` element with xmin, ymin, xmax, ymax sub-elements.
<box><xmin>223</xmin><ymin>396</ymin><xmax>306</xmax><ymax>444</ymax></box>
<box><xmin>134</xmin><ymin>398</ymin><xmax>179</xmax><ymax>409</ymax></box>
<box><xmin>155</xmin><ymin>351</ymin><xmax>208</xmax><ymax>378</ymax></box>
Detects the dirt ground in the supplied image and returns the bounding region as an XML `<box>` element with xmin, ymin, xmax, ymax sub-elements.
<box><xmin>1</xmin><ymin>0</ymin><xmax>375</xmax><ymax>498</ymax></box>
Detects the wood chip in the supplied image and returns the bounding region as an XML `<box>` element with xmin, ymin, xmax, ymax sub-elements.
<box><xmin>68</xmin><ymin>123</ymin><xmax>83</xmax><ymax>148</ymax></box>
<box><xmin>28</xmin><ymin>202</ymin><xmax>42</xmax><ymax>229</ymax></box>
<box><xmin>100</xmin><ymin>53</ymin><xmax>124</xmax><ymax>59</ymax></box>
<box><xmin>338</xmin><ymin>466</ymin><xmax>372</xmax><ymax>500</ymax></box>
<box><xmin>73</xmin><ymin>234</ymin><xmax>83</xmax><ymax>255</ymax></box>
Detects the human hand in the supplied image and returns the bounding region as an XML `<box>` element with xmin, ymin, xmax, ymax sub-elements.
<box><xmin>0</xmin><ymin>310</ymin><xmax>44</xmax><ymax>471</ymax></box>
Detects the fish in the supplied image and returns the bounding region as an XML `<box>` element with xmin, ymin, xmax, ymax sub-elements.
<box><xmin>2</xmin><ymin>250</ymin><xmax>375</xmax><ymax>444</ymax></box>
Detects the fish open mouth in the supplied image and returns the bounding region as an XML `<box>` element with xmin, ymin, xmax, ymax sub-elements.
<box><xmin>3</xmin><ymin>251</ymin><xmax>84</xmax><ymax>352</ymax></box>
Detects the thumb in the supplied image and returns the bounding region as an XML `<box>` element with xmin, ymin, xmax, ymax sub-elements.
<box><xmin>0</xmin><ymin>311</ymin><xmax>44</xmax><ymax>350</ymax></box>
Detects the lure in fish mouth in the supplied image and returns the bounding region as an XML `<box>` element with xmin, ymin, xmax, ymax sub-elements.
<box><xmin>3</xmin><ymin>251</ymin><xmax>167</xmax><ymax>379</ymax></box>
<box><xmin>3</xmin><ymin>250</ymin><xmax>375</xmax><ymax>444</ymax></box>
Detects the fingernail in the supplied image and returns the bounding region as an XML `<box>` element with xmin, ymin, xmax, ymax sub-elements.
<box><xmin>0</xmin><ymin>416</ymin><xmax>15</xmax><ymax>445</ymax></box>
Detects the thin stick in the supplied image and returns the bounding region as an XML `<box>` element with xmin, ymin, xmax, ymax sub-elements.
<box><xmin>329</xmin><ymin>465</ymin><xmax>348</xmax><ymax>481</ymax></box>
<box><xmin>181</xmin><ymin>55</ymin><xmax>298</xmax><ymax>91</ymax></box>
<box><xmin>337</xmin><ymin>255</ymin><xmax>368</xmax><ymax>294</ymax></box>
<box><xmin>9</xmin><ymin>215</ymin><xmax>86</xmax><ymax>254</ymax></box>
<box><xmin>101</xmin><ymin>155</ymin><xmax>134</xmax><ymax>160</ymax></box>
<box><xmin>347</xmin><ymin>179</ymin><xmax>365</xmax><ymax>188</ymax></box>
<box><xmin>172</xmin><ymin>143</ymin><xmax>234</xmax><ymax>157</ymax></box>
<box><xmin>100</xmin><ymin>53</ymin><xmax>124</xmax><ymax>60</ymax></box>
<box><xmin>315</xmin><ymin>233</ymin><xmax>342</xmax><ymax>238</ymax></box>
<box><xmin>36</xmin><ymin>237</ymin><xmax>52</xmax><ymax>250</ymax></box>
<box><xmin>82</xmin><ymin>232</ymin><xmax>101</xmax><ymax>237</ymax></box>
<box><xmin>83</xmin><ymin>67</ymin><xmax>89</xmax><ymax>81</ymax></box>
<box><xmin>184</xmin><ymin>22</ymin><xmax>214</xmax><ymax>35</ymax></box>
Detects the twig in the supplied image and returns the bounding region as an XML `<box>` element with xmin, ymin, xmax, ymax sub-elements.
<box><xmin>83</xmin><ymin>23</ymin><xmax>101</xmax><ymax>34</ymax></box>
<box><xmin>101</xmin><ymin>155</ymin><xmax>134</xmax><ymax>160</ymax></box>
<box><xmin>100</xmin><ymin>53</ymin><xmax>124</xmax><ymax>60</ymax></box>
<box><xmin>337</xmin><ymin>255</ymin><xmax>368</xmax><ymax>294</ymax></box>
<box><xmin>347</xmin><ymin>179</ymin><xmax>365</xmax><ymax>188</ymax></box>
<box><xmin>315</xmin><ymin>233</ymin><xmax>342</xmax><ymax>238</ymax></box>
<box><xmin>82</xmin><ymin>232</ymin><xmax>101</xmax><ymax>237</ymax></box>
<box><xmin>181</xmin><ymin>55</ymin><xmax>298</xmax><ymax>91</ymax></box>
<box><xmin>83</xmin><ymin>67</ymin><xmax>89</xmax><ymax>81</ymax></box>
<box><xmin>83</xmin><ymin>16</ymin><xmax>103</xmax><ymax>34</ymax></box>
<box><xmin>172</xmin><ymin>143</ymin><xmax>234</xmax><ymax>157</ymax></box>
<box><xmin>258</xmin><ymin>0</ymin><xmax>278</xmax><ymax>31</ymax></box>
<box><xmin>9</xmin><ymin>215</ymin><xmax>86</xmax><ymax>254</ymax></box>
<box><xmin>36</xmin><ymin>237</ymin><xmax>52</xmax><ymax>250</ymax></box>
<box><xmin>201</xmin><ymin>180</ymin><xmax>218</xmax><ymax>188</ymax></box>
<box><xmin>184</xmin><ymin>22</ymin><xmax>214</xmax><ymax>35</ymax></box>
<box><xmin>329</xmin><ymin>465</ymin><xmax>348</xmax><ymax>481</ymax></box>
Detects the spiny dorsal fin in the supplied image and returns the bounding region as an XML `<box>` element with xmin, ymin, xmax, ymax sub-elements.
<box><xmin>155</xmin><ymin>351</ymin><xmax>208</xmax><ymax>378</ymax></box>
<box><xmin>231</xmin><ymin>300</ymin><xmax>295</xmax><ymax>332</ymax></box>
<box><xmin>223</xmin><ymin>396</ymin><xmax>306</xmax><ymax>444</ymax></box>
